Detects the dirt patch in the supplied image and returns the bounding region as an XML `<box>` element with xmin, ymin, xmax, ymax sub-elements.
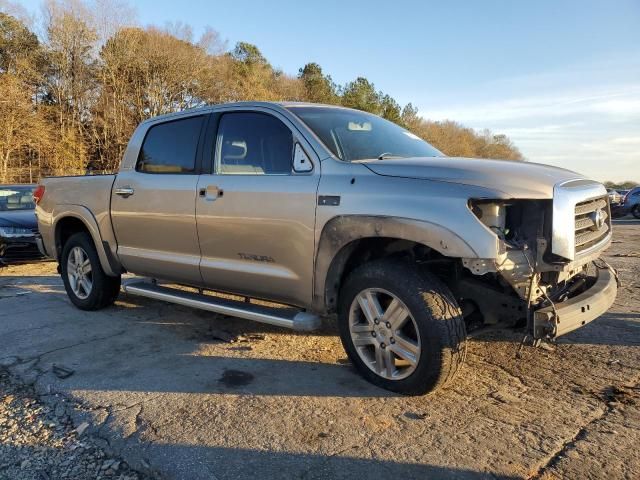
<box><xmin>0</xmin><ymin>367</ymin><xmax>151</xmax><ymax>480</ymax></box>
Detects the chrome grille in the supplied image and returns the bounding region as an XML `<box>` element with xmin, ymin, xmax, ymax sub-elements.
<box><xmin>574</xmin><ymin>196</ymin><xmax>610</xmax><ymax>254</ymax></box>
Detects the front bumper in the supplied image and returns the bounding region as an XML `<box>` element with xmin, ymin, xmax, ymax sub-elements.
<box><xmin>0</xmin><ymin>235</ymin><xmax>45</xmax><ymax>265</ymax></box>
<box><xmin>533</xmin><ymin>266</ymin><xmax>617</xmax><ymax>339</ymax></box>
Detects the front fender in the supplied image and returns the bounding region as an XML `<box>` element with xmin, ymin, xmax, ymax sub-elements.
<box><xmin>313</xmin><ymin>215</ymin><xmax>478</xmax><ymax>312</ymax></box>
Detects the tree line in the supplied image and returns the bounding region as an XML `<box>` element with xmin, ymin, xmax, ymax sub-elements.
<box><xmin>604</xmin><ymin>181</ymin><xmax>638</xmax><ymax>191</ymax></box>
<box><xmin>0</xmin><ymin>0</ymin><xmax>523</xmax><ymax>184</ymax></box>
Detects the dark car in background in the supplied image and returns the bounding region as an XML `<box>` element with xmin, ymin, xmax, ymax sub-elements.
<box><xmin>611</xmin><ymin>187</ymin><xmax>640</xmax><ymax>219</ymax></box>
<box><xmin>622</xmin><ymin>187</ymin><xmax>640</xmax><ymax>219</ymax></box>
<box><xmin>0</xmin><ymin>185</ymin><xmax>44</xmax><ymax>265</ymax></box>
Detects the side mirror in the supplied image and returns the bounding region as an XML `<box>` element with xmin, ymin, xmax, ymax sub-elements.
<box><xmin>293</xmin><ymin>143</ymin><xmax>312</xmax><ymax>173</ymax></box>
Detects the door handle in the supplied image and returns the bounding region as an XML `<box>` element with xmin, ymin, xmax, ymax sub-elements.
<box><xmin>199</xmin><ymin>185</ymin><xmax>223</xmax><ymax>201</ymax></box>
<box><xmin>114</xmin><ymin>187</ymin><xmax>134</xmax><ymax>198</ymax></box>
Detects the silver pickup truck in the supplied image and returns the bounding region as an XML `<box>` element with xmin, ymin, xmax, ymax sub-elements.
<box><xmin>35</xmin><ymin>102</ymin><xmax>617</xmax><ymax>395</ymax></box>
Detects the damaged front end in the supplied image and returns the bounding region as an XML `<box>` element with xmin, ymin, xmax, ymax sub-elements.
<box><xmin>460</xmin><ymin>180</ymin><xmax>618</xmax><ymax>340</ymax></box>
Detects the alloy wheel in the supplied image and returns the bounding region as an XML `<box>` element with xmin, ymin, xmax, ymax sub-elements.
<box><xmin>348</xmin><ymin>288</ymin><xmax>421</xmax><ymax>380</ymax></box>
<box><xmin>67</xmin><ymin>246</ymin><xmax>93</xmax><ymax>300</ymax></box>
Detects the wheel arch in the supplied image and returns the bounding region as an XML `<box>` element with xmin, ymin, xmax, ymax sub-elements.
<box><xmin>313</xmin><ymin>215</ymin><xmax>477</xmax><ymax>313</ymax></box>
<box><xmin>53</xmin><ymin>207</ymin><xmax>120</xmax><ymax>277</ymax></box>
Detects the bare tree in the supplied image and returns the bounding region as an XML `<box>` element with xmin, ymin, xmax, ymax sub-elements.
<box><xmin>0</xmin><ymin>0</ymin><xmax>34</xmax><ymax>27</ymax></box>
<box><xmin>91</xmin><ymin>0</ymin><xmax>137</xmax><ymax>44</ymax></box>
<box><xmin>42</xmin><ymin>0</ymin><xmax>97</xmax><ymax>172</ymax></box>
<box><xmin>197</xmin><ymin>26</ymin><xmax>226</xmax><ymax>55</ymax></box>
<box><xmin>0</xmin><ymin>75</ymin><xmax>52</xmax><ymax>182</ymax></box>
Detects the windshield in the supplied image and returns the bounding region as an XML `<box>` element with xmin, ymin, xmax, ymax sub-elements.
<box><xmin>287</xmin><ymin>106</ymin><xmax>443</xmax><ymax>161</ymax></box>
<box><xmin>0</xmin><ymin>186</ymin><xmax>36</xmax><ymax>211</ymax></box>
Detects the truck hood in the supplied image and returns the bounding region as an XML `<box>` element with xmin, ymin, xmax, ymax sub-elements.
<box><xmin>360</xmin><ymin>157</ymin><xmax>588</xmax><ymax>199</ymax></box>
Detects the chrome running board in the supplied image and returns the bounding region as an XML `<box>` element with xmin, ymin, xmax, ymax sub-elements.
<box><xmin>122</xmin><ymin>280</ymin><xmax>321</xmax><ymax>331</ymax></box>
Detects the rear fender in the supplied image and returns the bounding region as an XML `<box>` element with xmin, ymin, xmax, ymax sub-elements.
<box><xmin>53</xmin><ymin>205</ymin><xmax>121</xmax><ymax>277</ymax></box>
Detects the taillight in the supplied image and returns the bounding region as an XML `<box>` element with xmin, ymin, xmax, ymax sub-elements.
<box><xmin>33</xmin><ymin>185</ymin><xmax>45</xmax><ymax>204</ymax></box>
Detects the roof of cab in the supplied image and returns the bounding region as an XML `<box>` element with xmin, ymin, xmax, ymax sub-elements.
<box><xmin>138</xmin><ymin>101</ymin><xmax>355</xmax><ymax>125</ymax></box>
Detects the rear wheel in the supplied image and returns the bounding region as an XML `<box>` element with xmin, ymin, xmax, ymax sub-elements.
<box><xmin>632</xmin><ymin>205</ymin><xmax>640</xmax><ymax>219</ymax></box>
<box><xmin>60</xmin><ymin>232</ymin><xmax>121</xmax><ymax>310</ymax></box>
<box><xmin>338</xmin><ymin>259</ymin><xmax>467</xmax><ymax>395</ymax></box>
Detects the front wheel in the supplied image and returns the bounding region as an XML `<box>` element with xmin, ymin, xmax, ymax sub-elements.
<box><xmin>60</xmin><ymin>232</ymin><xmax>121</xmax><ymax>310</ymax></box>
<box><xmin>632</xmin><ymin>205</ymin><xmax>640</xmax><ymax>219</ymax></box>
<box><xmin>338</xmin><ymin>259</ymin><xmax>467</xmax><ymax>395</ymax></box>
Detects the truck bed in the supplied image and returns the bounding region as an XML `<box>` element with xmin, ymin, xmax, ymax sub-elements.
<box><xmin>36</xmin><ymin>174</ymin><xmax>118</xmax><ymax>264</ymax></box>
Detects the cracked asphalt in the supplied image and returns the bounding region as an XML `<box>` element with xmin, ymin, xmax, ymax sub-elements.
<box><xmin>1</xmin><ymin>220</ymin><xmax>639</xmax><ymax>480</ymax></box>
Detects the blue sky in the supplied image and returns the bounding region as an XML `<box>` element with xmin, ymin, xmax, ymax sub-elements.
<box><xmin>18</xmin><ymin>0</ymin><xmax>640</xmax><ymax>182</ymax></box>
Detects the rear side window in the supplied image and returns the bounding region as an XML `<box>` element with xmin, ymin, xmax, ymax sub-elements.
<box><xmin>137</xmin><ymin>116</ymin><xmax>204</xmax><ymax>174</ymax></box>
<box><xmin>215</xmin><ymin>112</ymin><xmax>293</xmax><ymax>175</ymax></box>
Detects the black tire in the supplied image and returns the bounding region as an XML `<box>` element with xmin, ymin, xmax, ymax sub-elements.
<box><xmin>60</xmin><ymin>232</ymin><xmax>121</xmax><ymax>310</ymax></box>
<box><xmin>338</xmin><ymin>258</ymin><xmax>467</xmax><ymax>395</ymax></box>
<box><xmin>632</xmin><ymin>205</ymin><xmax>640</xmax><ymax>219</ymax></box>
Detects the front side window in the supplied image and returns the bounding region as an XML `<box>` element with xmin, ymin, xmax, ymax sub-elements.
<box><xmin>0</xmin><ymin>187</ymin><xmax>35</xmax><ymax>211</ymax></box>
<box><xmin>287</xmin><ymin>106</ymin><xmax>443</xmax><ymax>162</ymax></box>
<box><xmin>216</xmin><ymin>112</ymin><xmax>293</xmax><ymax>175</ymax></box>
<box><xmin>137</xmin><ymin>116</ymin><xmax>204</xmax><ymax>173</ymax></box>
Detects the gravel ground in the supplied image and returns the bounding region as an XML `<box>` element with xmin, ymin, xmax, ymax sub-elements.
<box><xmin>0</xmin><ymin>220</ymin><xmax>639</xmax><ymax>480</ymax></box>
<box><xmin>0</xmin><ymin>367</ymin><xmax>150</xmax><ymax>480</ymax></box>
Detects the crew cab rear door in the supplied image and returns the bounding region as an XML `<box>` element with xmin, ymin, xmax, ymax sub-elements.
<box><xmin>110</xmin><ymin>113</ymin><xmax>207</xmax><ymax>285</ymax></box>
<box><xmin>195</xmin><ymin>108</ymin><xmax>320</xmax><ymax>306</ymax></box>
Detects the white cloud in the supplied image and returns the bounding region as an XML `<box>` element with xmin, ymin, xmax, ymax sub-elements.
<box><xmin>416</xmin><ymin>59</ymin><xmax>640</xmax><ymax>183</ymax></box>
<box><xmin>423</xmin><ymin>86</ymin><xmax>640</xmax><ymax>124</ymax></box>
<box><xmin>611</xmin><ymin>136</ymin><xmax>640</xmax><ymax>145</ymax></box>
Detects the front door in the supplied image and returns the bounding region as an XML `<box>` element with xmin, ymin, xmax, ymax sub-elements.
<box><xmin>196</xmin><ymin>110</ymin><xmax>320</xmax><ymax>306</ymax></box>
<box><xmin>111</xmin><ymin>114</ymin><xmax>206</xmax><ymax>285</ymax></box>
